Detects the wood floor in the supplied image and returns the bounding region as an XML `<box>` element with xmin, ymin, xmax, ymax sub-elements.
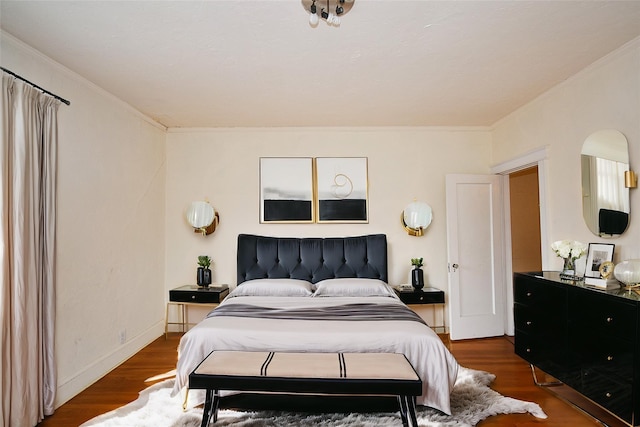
<box><xmin>38</xmin><ymin>333</ymin><xmax>625</xmax><ymax>427</ymax></box>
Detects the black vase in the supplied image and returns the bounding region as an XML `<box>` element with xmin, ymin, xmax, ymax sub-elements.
<box><xmin>197</xmin><ymin>267</ymin><xmax>212</xmax><ymax>287</ymax></box>
<box><xmin>411</xmin><ymin>268</ymin><xmax>424</xmax><ymax>290</ymax></box>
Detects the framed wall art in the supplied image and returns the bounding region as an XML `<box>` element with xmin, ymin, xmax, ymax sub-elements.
<box><xmin>260</xmin><ymin>157</ymin><xmax>314</xmax><ymax>223</ymax></box>
<box><xmin>584</xmin><ymin>243</ymin><xmax>615</xmax><ymax>278</ymax></box>
<box><xmin>315</xmin><ymin>157</ymin><xmax>368</xmax><ymax>223</ymax></box>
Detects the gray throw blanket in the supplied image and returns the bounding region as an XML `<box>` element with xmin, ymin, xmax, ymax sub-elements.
<box><xmin>207</xmin><ymin>302</ymin><xmax>426</xmax><ymax>325</ymax></box>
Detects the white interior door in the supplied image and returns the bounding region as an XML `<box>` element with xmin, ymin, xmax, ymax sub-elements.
<box><xmin>446</xmin><ymin>174</ymin><xmax>505</xmax><ymax>340</ymax></box>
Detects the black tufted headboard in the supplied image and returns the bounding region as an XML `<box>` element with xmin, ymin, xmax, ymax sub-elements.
<box><xmin>236</xmin><ymin>234</ymin><xmax>388</xmax><ymax>285</ymax></box>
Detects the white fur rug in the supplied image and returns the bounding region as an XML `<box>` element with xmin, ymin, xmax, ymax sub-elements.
<box><xmin>80</xmin><ymin>367</ymin><xmax>546</xmax><ymax>427</ymax></box>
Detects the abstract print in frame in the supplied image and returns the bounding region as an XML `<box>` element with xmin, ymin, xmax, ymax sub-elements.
<box><xmin>315</xmin><ymin>157</ymin><xmax>368</xmax><ymax>223</ymax></box>
<box><xmin>260</xmin><ymin>157</ymin><xmax>314</xmax><ymax>223</ymax></box>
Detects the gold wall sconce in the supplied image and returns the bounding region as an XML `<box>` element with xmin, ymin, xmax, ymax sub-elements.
<box><xmin>401</xmin><ymin>201</ymin><xmax>433</xmax><ymax>236</ymax></box>
<box><xmin>625</xmin><ymin>170</ymin><xmax>637</xmax><ymax>189</ymax></box>
<box><xmin>186</xmin><ymin>201</ymin><xmax>219</xmax><ymax>236</ymax></box>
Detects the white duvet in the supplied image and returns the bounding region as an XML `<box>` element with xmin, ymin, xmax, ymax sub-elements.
<box><xmin>173</xmin><ymin>294</ymin><xmax>459</xmax><ymax>415</ymax></box>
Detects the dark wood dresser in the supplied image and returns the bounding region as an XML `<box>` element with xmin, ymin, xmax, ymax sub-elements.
<box><xmin>514</xmin><ymin>271</ymin><xmax>639</xmax><ymax>426</ymax></box>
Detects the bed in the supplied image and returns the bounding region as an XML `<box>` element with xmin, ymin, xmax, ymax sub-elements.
<box><xmin>173</xmin><ymin>234</ymin><xmax>459</xmax><ymax>415</ymax></box>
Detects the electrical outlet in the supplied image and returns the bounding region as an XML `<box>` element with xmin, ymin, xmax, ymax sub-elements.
<box><xmin>118</xmin><ymin>329</ymin><xmax>126</xmax><ymax>344</ymax></box>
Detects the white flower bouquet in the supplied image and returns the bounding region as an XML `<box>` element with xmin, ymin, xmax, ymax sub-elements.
<box><xmin>552</xmin><ymin>240</ymin><xmax>587</xmax><ymax>277</ymax></box>
<box><xmin>551</xmin><ymin>240</ymin><xmax>587</xmax><ymax>260</ymax></box>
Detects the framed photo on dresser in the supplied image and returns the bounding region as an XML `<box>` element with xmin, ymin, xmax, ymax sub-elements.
<box><xmin>584</xmin><ymin>243</ymin><xmax>615</xmax><ymax>278</ymax></box>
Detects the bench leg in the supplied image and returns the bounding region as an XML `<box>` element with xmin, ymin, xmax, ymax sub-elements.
<box><xmin>212</xmin><ymin>389</ymin><xmax>220</xmax><ymax>423</ymax></box>
<box><xmin>397</xmin><ymin>395</ymin><xmax>409</xmax><ymax>427</ymax></box>
<box><xmin>201</xmin><ymin>389</ymin><xmax>218</xmax><ymax>426</ymax></box>
<box><xmin>405</xmin><ymin>396</ymin><xmax>418</xmax><ymax>427</ymax></box>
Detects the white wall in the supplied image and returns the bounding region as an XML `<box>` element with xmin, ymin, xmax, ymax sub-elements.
<box><xmin>492</xmin><ymin>37</ymin><xmax>640</xmax><ymax>266</ymax></box>
<box><xmin>165</xmin><ymin>127</ymin><xmax>492</xmax><ymax>298</ymax></box>
<box><xmin>1</xmin><ymin>32</ymin><xmax>167</xmax><ymax>407</ymax></box>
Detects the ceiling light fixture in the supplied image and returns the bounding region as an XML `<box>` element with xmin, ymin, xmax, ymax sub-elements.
<box><xmin>302</xmin><ymin>0</ymin><xmax>354</xmax><ymax>28</ymax></box>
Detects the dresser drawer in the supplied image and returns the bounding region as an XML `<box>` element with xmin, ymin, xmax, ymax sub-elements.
<box><xmin>515</xmin><ymin>304</ymin><xmax>563</xmax><ymax>337</ymax></box>
<box><xmin>581</xmin><ymin>370</ymin><xmax>633</xmax><ymax>424</ymax></box>
<box><xmin>569</xmin><ymin>334</ymin><xmax>634</xmax><ymax>381</ymax></box>
<box><xmin>570</xmin><ymin>291</ymin><xmax>637</xmax><ymax>339</ymax></box>
<box><xmin>514</xmin><ymin>330</ymin><xmax>537</xmax><ymax>362</ymax></box>
<box><xmin>514</xmin><ymin>277</ymin><xmax>566</xmax><ymax>311</ymax></box>
<box><xmin>515</xmin><ymin>330</ymin><xmax>570</xmax><ymax>376</ymax></box>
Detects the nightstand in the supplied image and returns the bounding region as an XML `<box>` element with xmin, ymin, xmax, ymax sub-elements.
<box><xmin>165</xmin><ymin>285</ymin><xmax>229</xmax><ymax>338</ymax></box>
<box><xmin>394</xmin><ymin>286</ymin><xmax>446</xmax><ymax>333</ymax></box>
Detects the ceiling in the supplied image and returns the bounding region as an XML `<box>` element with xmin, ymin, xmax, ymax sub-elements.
<box><xmin>2</xmin><ymin>1</ymin><xmax>640</xmax><ymax>129</ymax></box>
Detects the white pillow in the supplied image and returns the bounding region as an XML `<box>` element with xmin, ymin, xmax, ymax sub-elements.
<box><xmin>312</xmin><ymin>278</ymin><xmax>395</xmax><ymax>297</ymax></box>
<box><xmin>229</xmin><ymin>279</ymin><xmax>313</xmax><ymax>297</ymax></box>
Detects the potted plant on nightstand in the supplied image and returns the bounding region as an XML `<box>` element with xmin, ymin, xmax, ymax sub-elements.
<box><xmin>411</xmin><ymin>257</ymin><xmax>424</xmax><ymax>290</ymax></box>
<box><xmin>197</xmin><ymin>255</ymin><xmax>212</xmax><ymax>287</ymax></box>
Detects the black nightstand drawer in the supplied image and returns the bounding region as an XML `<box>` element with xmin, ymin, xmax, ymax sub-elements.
<box><xmin>395</xmin><ymin>287</ymin><xmax>444</xmax><ymax>304</ymax></box>
<box><xmin>170</xmin><ymin>285</ymin><xmax>229</xmax><ymax>303</ymax></box>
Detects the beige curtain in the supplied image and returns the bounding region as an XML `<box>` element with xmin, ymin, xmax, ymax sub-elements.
<box><xmin>1</xmin><ymin>73</ymin><xmax>60</xmax><ymax>426</ymax></box>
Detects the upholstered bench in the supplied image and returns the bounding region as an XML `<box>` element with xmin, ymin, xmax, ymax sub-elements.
<box><xmin>189</xmin><ymin>350</ymin><xmax>422</xmax><ymax>427</ymax></box>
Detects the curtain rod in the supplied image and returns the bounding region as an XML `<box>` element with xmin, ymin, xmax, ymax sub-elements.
<box><xmin>1</xmin><ymin>66</ymin><xmax>71</xmax><ymax>106</ymax></box>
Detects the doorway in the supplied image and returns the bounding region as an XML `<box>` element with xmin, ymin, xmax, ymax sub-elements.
<box><xmin>491</xmin><ymin>147</ymin><xmax>548</xmax><ymax>337</ymax></box>
<box><xmin>509</xmin><ymin>167</ymin><xmax>542</xmax><ymax>273</ymax></box>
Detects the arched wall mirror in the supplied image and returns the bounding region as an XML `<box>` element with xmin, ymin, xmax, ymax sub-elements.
<box><xmin>581</xmin><ymin>130</ymin><xmax>630</xmax><ymax>237</ymax></box>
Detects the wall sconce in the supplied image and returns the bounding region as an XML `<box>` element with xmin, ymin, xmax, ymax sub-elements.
<box><xmin>401</xmin><ymin>201</ymin><xmax>433</xmax><ymax>237</ymax></box>
<box><xmin>625</xmin><ymin>170</ymin><xmax>637</xmax><ymax>189</ymax></box>
<box><xmin>186</xmin><ymin>201</ymin><xmax>219</xmax><ymax>236</ymax></box>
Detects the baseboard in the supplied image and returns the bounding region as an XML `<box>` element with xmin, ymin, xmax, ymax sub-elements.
<box><xmin>54</xmin><ymin>321</ymin><xmax>165</xmax><ymax>408</ymax></box>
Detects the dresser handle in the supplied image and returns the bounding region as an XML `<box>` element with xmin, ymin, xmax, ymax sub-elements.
<box><xmin>526</xmin><ymin>292</ymin><xmax>532</xmax><ymax>297</ymax></box>
<box><xmin>526</xmin><ymin>321</ymin><xmax>532</xmax><ymax>326</ymax></box>
<box><xmin>526</xmin><ymin>348</ymin><xmax>531</xmax><ymax>353</ymax></box>
<box><xmin>607</xmin><ymin>355</ymin><xmax>614</xmax><ymax>361</ymax></box>
<box><xmin>606</xmin><ymin>316</ymin><xmax>613</xmax><ymax>323</ymax></box>
<box><xmin>191</xmin><ymin>295</ymin><xmax>196</xmax><ymax>300</ymax></box>
<box><xmin>605</xmin><ymin>392</ymin><xmax>612</xmax><ymax>398</ymax></box>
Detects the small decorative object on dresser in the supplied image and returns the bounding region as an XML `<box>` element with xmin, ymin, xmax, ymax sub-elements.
<box><xmin>196</xmin><ymin>255</ymin><xmax>212</xmax><ymax>287</ymax></box>
<box><xmin>550</xmin><ymin>239</ymin><xmax>587</xmax><ymax>280</ymax></box>
<box><xmin>613</xmin><ymin>259</ymin><xmax>640</xmax><ymax>290</ymax></box>
<box><xmin>410</xmin><ymin>257</ymin><xmax>424</xmax><ymax>290</ymax></box>
<box><xmin>584</xmin><ymin>243</ymin><xmax>615</xmax><ymax>278</ymax></box>
<box><xmin>583</xmin><ymin>243</ymin><xmax>618</xmax><ymax>289</ymax></box>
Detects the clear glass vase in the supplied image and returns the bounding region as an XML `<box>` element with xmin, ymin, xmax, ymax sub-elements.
<box><xmin>562</xmin><ymin>257</ymin><xmax>575</xmax><ymax>275</ymax></box>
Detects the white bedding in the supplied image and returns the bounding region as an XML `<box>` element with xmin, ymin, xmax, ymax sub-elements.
<box><xmin>173</xmin><ymin>293</ymin><xmax>459</xmax><ymax>415</ymax></box>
